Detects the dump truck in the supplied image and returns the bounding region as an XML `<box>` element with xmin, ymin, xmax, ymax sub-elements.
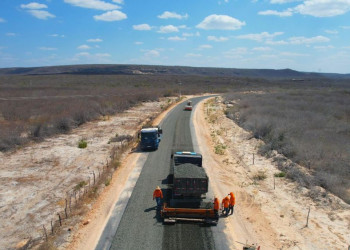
<box><xmin>161</xmin><ymin>151</ymin><xmax>218</xmax><ymax>224</ymax></box>
<box><xmin>139</xmin><ymin>126</ymin><xmax>162</xmax><ymax>150</ymax></box>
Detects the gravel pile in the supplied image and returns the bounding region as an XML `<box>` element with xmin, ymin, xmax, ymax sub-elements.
<box><xmin>174</xmin><ymin>163</ymin><xmax>207</xmax><ymax>179</ymax></box>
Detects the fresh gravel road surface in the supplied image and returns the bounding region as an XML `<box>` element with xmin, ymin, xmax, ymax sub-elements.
<box><xmin>99</xmin><ymin>96</ymin><xmax>220</xmax><ymax>250</ymax></box>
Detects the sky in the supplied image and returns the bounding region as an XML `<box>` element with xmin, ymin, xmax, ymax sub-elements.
<box><xmin>0</xmin><ymin>0</ymin><xmax>350</xmax><ymax>74</ymax></box>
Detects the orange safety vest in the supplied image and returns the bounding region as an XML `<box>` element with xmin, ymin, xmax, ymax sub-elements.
<box><xmin>229</xmin><ymin>192</ymin><xmax>236</xmax><ymax>206</ymax></box>
<box><xmin>214</xmin><ymin>198</ymin><xmax>220</xmax><ymax>210</ymax></box>
<box><xmin>222</xmin><ymin>196</ymin><xmax>230</xmax><ymax>208</ymax></box>
<box><xmin>153</xmin><ymin>189</ymin><xmax>163</xmax><ymax>199</ymax></box>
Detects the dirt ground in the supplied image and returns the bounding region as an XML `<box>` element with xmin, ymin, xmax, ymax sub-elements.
<box><xmin>0</xmin><ymin>98</ymin><xmax>177</xmax><ymax>250</ymax></box>
<box><xmin>195</xmin><ymin>97</ymin><xmax>350</xmax><ymax>249</ymax></box>
<box><xmin>2</xmin><ymin>95</ymin><xmax>349</xmax><ymax>250</ymax></box>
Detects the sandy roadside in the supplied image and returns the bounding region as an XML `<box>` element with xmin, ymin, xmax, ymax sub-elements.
<box><xmin>194</xmin><ymin>97</ymin><xmax>350</xmax><ymax>249</ymax></box>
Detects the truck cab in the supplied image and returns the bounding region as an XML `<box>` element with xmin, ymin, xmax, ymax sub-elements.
<box><xmin>140</xmin><ymin>127</ymin><xmax>162</xmax><ymax>150</ymax></box>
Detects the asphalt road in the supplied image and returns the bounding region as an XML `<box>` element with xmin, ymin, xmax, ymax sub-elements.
<box><xmin>100</xmin><ymin>96</ymin><xmax>216</xmax><ymax>250</ymax></box>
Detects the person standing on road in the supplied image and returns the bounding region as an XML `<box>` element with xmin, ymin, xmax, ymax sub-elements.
<box><xmin>153</xmin><ymin>186</ymin><xmax>163</xmax><ymax>209</ymax></box>
<box><xmin>222</xmin><ymin>196</ymin><xmax>230</xmax><ymax>216</ymax></box>
<box><xmin>228</xmin><ymin>192</ymin><xmax>236</xmax><ymax>215</ymax></box>
<box><xmin>213</xmin><ymin>197</ymin><xmax>220</xmax><ymax>217</ymax></box>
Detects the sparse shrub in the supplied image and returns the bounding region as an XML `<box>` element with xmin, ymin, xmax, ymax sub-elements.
<box><xmin>105</xmin><ymin>179</ymin><xmax>110</xmax><ymax>186</ymax></box>
<box><xmin>253</xmin><ymin>171</ymin><xmax>267</xmax><ymax>181</ymax></box>
<box><xmin>78</xmin><ymin>140</ymin><xmax>87</xmax><ymax>148</ymax></box>
<box><xmin>55</xmin><ymin>118</ymin><xmax>72</xmax><ymax>133</ymax></box>
<box><xmin>74</xmin><ymin>181</ymin><xmax>87</xmax><ymax>191</ymax></box>
<box><xmin>214</xmin><ymin>143</ymin><xmax>226</xmax><ymax>155</ymax></box>
<box><xmin>274</xmin><ymin>171</ymin><xmax>286</xmax><ymax>178</ymax></box>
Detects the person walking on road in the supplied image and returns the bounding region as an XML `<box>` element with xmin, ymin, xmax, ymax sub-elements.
<box><xmin>153</xmin><ymin>186</ymin><xmax>163</xmax><ymax>210</ymax></box>
<box><xmin>222</xmin><ymin>196</ymin><xmax>230</xmax><ymax>216</ymax></box>
<box><xmin>213</xmin><ymin>197</ymin><xmax>220</xmax><ymax>218</ymax></box>
<box><xmin>228</xmin><ymin>192</ymin><xmax>236</xmax><ymax>215</ymax></box>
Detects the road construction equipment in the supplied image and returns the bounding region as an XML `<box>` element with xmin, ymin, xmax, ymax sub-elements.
<box><xmin>161</xmin><ymin>151</ymin><xmax>218</xmax><ymax>224</ymax></box>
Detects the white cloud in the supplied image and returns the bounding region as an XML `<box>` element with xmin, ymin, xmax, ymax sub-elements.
<box><xmin>182</xmin><ymin>32</ymin><xmax>200</xmax><ymax>37</ymax></box>
<box><xmin>21</xmin><ymin>3</ymin><xmax>55</xmax><ymax>20</ymax></box>
<box><xmin>280</xmin><ymin>51</ymin><xmax>308</xmax><ymax>57</ymax></box>
<box><xmin>6</xmin><ymin>33</ymin><xmax>16</xmax><ymax>36</ymax></box>
<box><xmin>198</xmin><ymin>44</ymin><xmax>213</xmax><ymax>49</ymax></box>
<box><xmin>27</xmin><ymin>10</ymin><xmax>55</xmax><ymax>19</ymax></box>
<box><xmin>95</xmin><ymin>53</ymin><xmax>111</xmax><ymax>57</ymax></box>
<box><xmin>258</xmin><ymin>9</ymin><xmax>293</xmax><ymax>16</ymax></box>
<box><xmin>236</xmin><ymin>32</ymin><xmax>284</xmax><ymax>42</ymax></box>
<box><xmin>223</xmin><ymin>47</ymin><xmax>249</xmax><ymax>58</ymax></box>
<box><xmin>50</xmin><ymin>34</ymin><xmax>65</xmax><ymax>38</ymax></box>
<box><xmin>112</xmin><ymin>0</ymin><xmax>124</xmax><ymax>4</ymax></box>
<box><xmin>168</xmin><ymin>36</ymin><xmax>186</xmax><ymax>41</ymax></box>
<box><xmin>64</xmin><ymin>0</ymin><xmax>120</xmax><ymax>10</ymax></box>
<box><xmin>185</xmin><ymin>53</ymin><xmax>202</xmax><ymax>57</ymax></box>
<box><xmin>294</xmin><ymin>0</ymin><xmax>350</xmax><ymax>17</ymax></box>
<box><xmin>76</xmin><ymin>52</ymin><xmax>90</xmax><ymax>57</ymax></box>
<box><xmin>158</xmin><ymin>25</ymin><xmax>179</xmax><ymax>33</ymax></box>
<box><xmin>252</xmin><ymin>47</ymin><xmax>272</xmax><ymax>51</ymax></box>
<box><xmin>21</xmin><ymin>2</ymin><xmax>48</xmax><ymax>9</ymax></box>
<box><xmin>207</xmin><ymin>36</ymin><xmax>229</xmax><ymax>42</ymax></box>
<box><xmin>158</xmin><ymin>11</ymin><xmax>188</xmax><ymax>19</ymax></box>
<box><xmin>94</xmin><ymin>10</ymin><xmax>127</xmax><ymax>21</ymax></box>
<box><xmin>265</xmin><ymin>40</ymin><xmax>289</xmax><ymax>45</ymax></box>
<box><xmin>341</xmin><ymin>26</ymin><xmax>350</xmax><ymax>29</ymax></box>
<box><xmin>0</xmin><ymin>18</ymin><xmax>6</xmax><ymax>23</ymax></box>
<box><xmin>288</xmin><ymin>35</ymin><xmax>330</xmax><ymax>44</ymax></box>
<box><xmin>265</xmin><ymin>0</ymin><xmax>350</xmax><ymax>17</ymax></box>
<box><xmin>133</xmin><ymin>24</ymin><xmax>152</xmax><ymax>31</ymax></box>
<box><xmin>314</xmin><ymin>45</ymin><xmax>334</xmax><ymax>49</ymax></box>
<box><xmin>196</xmin><ymin>14</ymin><xmax>245</xmax><ymax>30</ymax></box>
<box><xmin>78</xmin><ymin>44</ymin><xmax>91</xmax><ymax>50</ymax></box>
<box><xmin>134</xmin><ymin>41</ymin><xmax>143</xmax><ymax>45</ymax></box>
<box><xmin>270</xmin><ymin>0</ymin><xmax>301</xmax><ymax>3</ymax></box>
<box><xmin>144</xmin><ymin>50</ymin><xmax>160</xmax><ymax>57</ymax></box>
<box><xmin>265</xmin><ymin>35</ymin><xmax>330</xmax><ymax>45</ymax></box>
<box><xmin>39</xmin><ymin>47</ymin><xmax>57</xmax><ymax>51</ymax></box>
<box><xmin>73</xmin><ymin>52</ymin><xmax>112</xmax><ymax>63</ymax></box>
<box><xmin>324</xmin><ymin>29</ymin><xmax>338</xmax><ymax>34</ymax></box>
<box><xmin>87</xmin><ymin>38</ymin><xmax>103</xmax><ymax>42</ymax></box>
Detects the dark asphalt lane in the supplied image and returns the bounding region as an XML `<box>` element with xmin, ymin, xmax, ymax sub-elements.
<box><xmin>108</xmin><ymin>96</ymin><xmax>215</xmax><ymax>250</ymax></box>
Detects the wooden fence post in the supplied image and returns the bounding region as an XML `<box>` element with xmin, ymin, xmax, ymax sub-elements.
<box><xmin>306</xmin><ymin>206</ymin><xmax>311</xmax><ymax>227</ymax></box>
<box><xmin>274</xmin><ymin>176</ymin><xmax>276</xmax><ymax>190</ymax></box>
<box><xmin>43</xmin><ymin>225</ymin><xmax>48</xmax><ymax>241</ymax></box>
<box><xmin>51</xmin><ymin>220</ymin><xmax>54</xmax><ymax>235</ymax></box>
<box><xmin>93</xmin><ymin>171</ymin><xmax>96</xmax><ymax>185</ymax></box>
<box><xmin>253</xmin><ymin>153</ymin><xmax>255</xmax><ymax>165</ymax></box>
<box><xmin>57</xmin><ymin>213</ymin><xmax>62</xmax><ymax>227</ymax></box>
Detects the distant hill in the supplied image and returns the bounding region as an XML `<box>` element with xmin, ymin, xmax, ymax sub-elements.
<box><xmin>0</xmin><ymin>64</ymin><xmax>349</xmax><ymax>79</ymax></box>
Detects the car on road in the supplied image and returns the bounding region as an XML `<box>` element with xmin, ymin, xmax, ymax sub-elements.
<box><xmin>184</xmin><ymin>105</ymin><xmax>192</xmax><ymax>111</ymax></box>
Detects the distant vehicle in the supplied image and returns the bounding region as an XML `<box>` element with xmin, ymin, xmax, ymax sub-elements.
<box><xmin>184</xmin><ymin>105</ymin><xmax>192</xmax><ymax>111</ymax></box>
<box><xmin>184</xmin><ymin>100</ymin><xmax>193</xmax><ymax>111</ymax></box>
<box><xmin>139</xmin><ymin>126</ymin><xmax>162</xmax><ymax>150</ymax></box>
<box><xmin>161</xmin><ymin>151</ymin><xmax>218</xmax><ymax>224</ymax></box>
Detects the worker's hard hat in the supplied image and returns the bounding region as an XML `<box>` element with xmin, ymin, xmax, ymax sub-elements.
<box><xmin>156</xmin><ymin>186</ymin><xmax>160</xmax><ymax>190</ymax></box>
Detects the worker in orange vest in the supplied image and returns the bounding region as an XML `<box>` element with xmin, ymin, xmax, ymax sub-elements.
<box><xmin>222</xmin><ymin>196</ymin><xmax>230</xmax><ymax>216</ymax></box>
<box><xmin>153</xmin><ymin>186</ymin><xmax>163</xmax><ymax>210</ymax></box>
<box><xmin>213</xmin><ymin>197</ymin><xmax>220</xmax><ymax>217</ymax></box>
<box><xmin>228</xmin><ymin>192</ymin><xmax>236</xmax><ymax>215</ymax></box>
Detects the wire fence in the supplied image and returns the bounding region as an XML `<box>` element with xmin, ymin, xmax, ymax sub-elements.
<box><xmin>22</xmin><ymin>133</ymin><xmax>139</xmax><ymax>249</ymax></box>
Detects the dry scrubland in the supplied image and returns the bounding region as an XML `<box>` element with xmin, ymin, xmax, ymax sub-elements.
<box><xmin>224</xmin><ymin>80</ymin><xmax>350</xmax><ymax>203</ymax></box>
<box><xmin>0</xmin><ymin>74</ymin><xmax>246</xmax><ymax>151</ymax></box>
